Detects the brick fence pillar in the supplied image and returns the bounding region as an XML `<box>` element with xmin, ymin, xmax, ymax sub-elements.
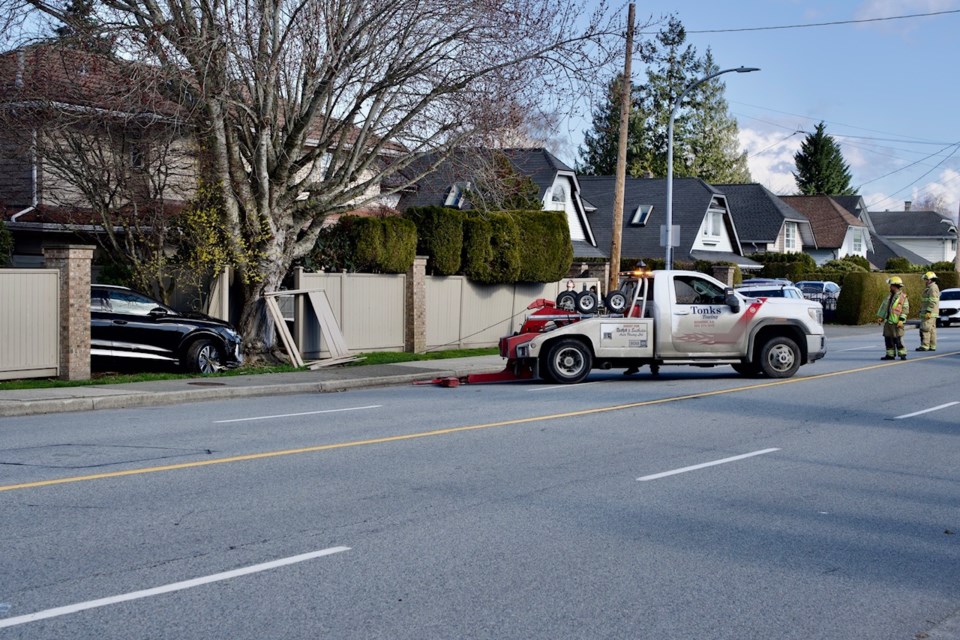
<box><xmin>43</xmin><ymin>244</ymin><xmax>95</xmax><ymax>380</ymax></box>
<box><xmin>711</xmin><ymin>265</ymin><xmax>737</xmax><ymax>287</ymax></box>
<box><xmin>405</xmin><ymin>256</ymin><xmax>427</xmax><ymax>353</ymax></box>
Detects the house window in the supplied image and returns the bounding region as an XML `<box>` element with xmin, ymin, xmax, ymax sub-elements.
<box><xmin>551</xmin><ymin>184</ymin><xmax>566</xmax><ymax>206</ymax></box>
<box><xmin>630</xmin><ymin>205</ymin><xmax>653</xmax><ymax>227</ymax></box>
<box><xmin>784</xmin><ymin>222</ymin><xmax>797</xmax><ymax>251</ymax></box>
<box><xmin>852</xmin><ymin>229</ymin><xmax>863</xmax><ymax>253</ymax></box>
<box><xmin>703</xmin><ymin>209</ymin><xmax>724</xmax><ymax>239</ymax></box>
<box><xmin>129</xmin><ymin>145</ymin><xmax>146</xmax><ymax>170</ymax></box>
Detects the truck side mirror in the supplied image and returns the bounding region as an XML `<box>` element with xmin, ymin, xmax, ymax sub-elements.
<box><xmin>724</xmin><ymin>288</ymin><xmax>740</xmax><ymax>313</ymax></box>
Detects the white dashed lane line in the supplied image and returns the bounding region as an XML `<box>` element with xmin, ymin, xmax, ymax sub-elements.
<box><xmin>215</xmin><ymin>404</ymin><xmax>382</xmax><ymax>423</ymax></box>
<box><xmin>637</xmin><ymin>448</ymin><xmax>781</xmax><ymax>482</ymax></box>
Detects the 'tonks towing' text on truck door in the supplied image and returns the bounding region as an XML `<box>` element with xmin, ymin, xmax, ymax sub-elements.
<box><xmin>667</xmin><ymin>273</ymin><xmax>746</xmax><ymax>357</ymax></box>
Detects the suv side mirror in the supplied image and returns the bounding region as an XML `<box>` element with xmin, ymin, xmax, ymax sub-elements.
<box><xmin>148</xmin><ymin>306</ymin><xmax>169</xmax><ymax>318</ymax></box>
<box><xmin>724</xmin><ymin>288</ymin><xmax>740</xmax><ymax>313</ymax></box>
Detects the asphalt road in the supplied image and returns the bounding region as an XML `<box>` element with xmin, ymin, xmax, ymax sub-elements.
<box><xmin>1</xmin><ymin>327</ymin><xmax>959</xmax><ymax>639</ymax></box>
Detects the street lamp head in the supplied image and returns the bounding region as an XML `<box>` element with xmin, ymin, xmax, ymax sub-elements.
<box><xmin>735</xmin><ymin>67</ymin><xmax>761</xmax><ymax>73</ymax></box>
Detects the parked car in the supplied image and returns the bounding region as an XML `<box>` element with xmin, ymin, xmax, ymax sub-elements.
<box><xmin>735</xmin><ymin>284</ymin><xmax>805</xmax><ymax>300</ymax></box>
<box><xmin>91</xmin><ymin>285</ymin><xmax>243</xmax><ymax>373</ymax></box>
<box><xmin>937</xmin><ymin>288</ymin><xmax>960</xmax><ymax>327</ymax></box>
<box><xmin>737</xmin><ymin>278</ymin><xmax>793</xmax><ymax>288</ymax></box>
<box><xmin>796</xmin><ymin>280</ymin><xmax>841</xmax><ymax>299</ymax></box>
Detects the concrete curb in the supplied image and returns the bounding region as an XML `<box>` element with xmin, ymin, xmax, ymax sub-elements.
<box><xmin>0</xmin><ymin>367</ymin><xmax>501</xmax><ymax>418</ymax></box>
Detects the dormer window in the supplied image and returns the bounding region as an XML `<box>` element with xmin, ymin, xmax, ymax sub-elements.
<box><xmin>551</xmin><ymin>184</ymin><xmax>566</xmax><ymax>205</ymax></box>
<box><xmin>630</xmin><ymin>205</ymin><xmax>653</xmax><ymax>227</ymax></box>
<box><xmin>444</xmin><ymin>181</ymin><xmax>469</xmax><ymax>208</ymax></box>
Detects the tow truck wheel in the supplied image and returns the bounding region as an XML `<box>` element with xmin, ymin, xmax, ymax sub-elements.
<box><xmin>556</xmin><ymin>291</ymin><xmax>577</xmax><ymax>311</ymax></box>
<box><xmin>545</xmin><ymin>339</ymin><xmax>592</xmax><ymax>384</ymax></box>
<box><xmin>759</xmin><ymin>336</ymin><xmax>801</xmax><ymax>378</ymax></box>
<box><xmin>575</xmin><ymin>291</ymin><xmax>598</xmax><ymax>314</ymax></box>
<box><xmin>604</xmin><ymin>291</ymin><xmax>627</xmax><ymax>313</ymax></box>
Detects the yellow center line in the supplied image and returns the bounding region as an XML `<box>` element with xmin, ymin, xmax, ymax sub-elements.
<box><xmin>1</xmin><ymin>351</ymin><xmax>955</xmax><ymax>493</ymax></box>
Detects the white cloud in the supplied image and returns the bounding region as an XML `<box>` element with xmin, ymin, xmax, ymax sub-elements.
<box><xmin>863</xmin><ymin>168</ymin><xmax>960</xmax><ymax>219</ymax></box>
<box><xmin>738</xmin><ymin>128</ymin><xmax>803</xmax><ymax>195</ymax></box>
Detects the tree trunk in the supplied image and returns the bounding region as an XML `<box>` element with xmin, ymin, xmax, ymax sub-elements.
<box><xmin>236</xmin><ymin>263</ymin><xmax>287</xmax><ymax>364</ymax></box>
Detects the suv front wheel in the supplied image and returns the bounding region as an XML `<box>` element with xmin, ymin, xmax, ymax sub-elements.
<box><xmin>185</xmin><ymin>338</ymin><xmax>223</xmax><ymax>374</ymax></box>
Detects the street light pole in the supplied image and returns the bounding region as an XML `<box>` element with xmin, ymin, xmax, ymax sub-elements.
<box><xmin>665</xmin><ymin>66</ymin><xmax>759</xmax><ymax>269</ymax></box>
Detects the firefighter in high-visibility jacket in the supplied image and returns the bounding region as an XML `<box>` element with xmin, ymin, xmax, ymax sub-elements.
<box><xmin>877</xmin><ymin>276</ymin><xmax>909</xmax><ymax>360</ymax></box>
<box><xmin>916</xmin><ymin>271</ymin><xmax>940</xmax><ymax>351</ymax></box>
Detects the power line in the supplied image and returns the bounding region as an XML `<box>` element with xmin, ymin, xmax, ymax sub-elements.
<box><xmin>684</xmin><ymin>9</ymin><xmax>960</xmax><ymax>34</ymax></box>
<box><xmin>865</xmin><ymin>144</ymin><xmax>960</xmax><ymax>209</ymax></box>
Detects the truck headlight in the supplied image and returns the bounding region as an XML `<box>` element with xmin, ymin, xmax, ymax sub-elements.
<box><xmin>808</xmin><ymin>307</ymin><xmax>823</xmax><ymax>325</ymax></box>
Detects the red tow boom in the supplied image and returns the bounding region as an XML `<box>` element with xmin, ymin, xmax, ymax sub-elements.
<box><xmin>418</xmin><ymin>297</ymin><xmax>584</xmax><ymax>387</ymax></box>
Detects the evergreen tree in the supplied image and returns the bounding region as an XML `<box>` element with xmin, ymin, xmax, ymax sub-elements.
<box><xmin>577</xmin><ymin>74</ymin><xmax>648</xmax><ymax>176</ymax></box>
<box><xmin>578</xmin><ymin>17</ymin><xmax>749</xmax><ymax>182</ymax></box>
<box><xmin>685</xmin><ymin>50</ymin><xmax>751</xmax><ymax>183</ymax></box>
<box><xmin>793</xmin><ymin>122</ymin><xmax>855</xmax><ymax>195</ymax></box>
<box><xmin>52</xmin><ymin>0</ymin><xmax>112</xmax><ymax>53</ymax></box>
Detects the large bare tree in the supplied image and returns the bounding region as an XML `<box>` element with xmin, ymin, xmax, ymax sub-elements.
<box><xmin>4</xmin><ymin>0</ymin><xmax>621</xmax><ymax>359</ymax></box>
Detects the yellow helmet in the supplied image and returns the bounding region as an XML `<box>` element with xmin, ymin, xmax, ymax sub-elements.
<box><xmin>886</xmin><ymin>276</ymin><xmax>903</xmax><ymax>286</ymax></box>
<box><xmin>923</xmin><ymin>271</ymin><xmax>937</xmax><ymax>281</ymax></box>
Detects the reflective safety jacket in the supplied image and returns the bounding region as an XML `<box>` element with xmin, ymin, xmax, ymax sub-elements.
<box><xmin>919</xmin><ymin>282</ymin><xmax>940</xmax><ymax>315</ymax></box>
<box><xmin>877</xmin><ymin>290</ymin><xmax>909</xmax><ymax>324</ymax></box>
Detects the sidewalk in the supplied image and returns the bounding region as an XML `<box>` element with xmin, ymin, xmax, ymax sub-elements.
<box><xmin>0</xmin><ymin>355</ymin><xmax>508</xmax><ymax>418</ymax></box>
<box><xmin>0</xmin><ymin>324</ymin><xmax>882</xmax><ymax>419</ymax></box>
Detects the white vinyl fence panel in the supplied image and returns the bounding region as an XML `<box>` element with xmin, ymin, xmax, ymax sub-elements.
<box><xmin>289</xmin><ymin>270</ymin><xmax>601</xmax><ymax>356</ymax></box>
<box><xmin>0</xmin><ymin>270</ymin><xmax>59</xmax><ymax>380</ymax></box>
<box><xmin>294</xmin><ymin>271</ymin><xmax>405</xmax><ymax>358</ymax></box>
<box><xmin>425</xmin><ymin>276</ymin><xmax>601</xmax><ymax>350</ymax></box>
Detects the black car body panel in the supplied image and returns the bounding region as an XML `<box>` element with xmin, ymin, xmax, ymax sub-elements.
<box><xmin>91</xmin><ymin>285</ymin><xmax>243</xmax><ymax>371</ymax></box>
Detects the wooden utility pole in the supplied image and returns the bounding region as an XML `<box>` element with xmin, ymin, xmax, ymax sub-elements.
<box><xmin>608</xmin><ymin>3</ymin><xmax>634</xmax><ymax>294</ymax></box>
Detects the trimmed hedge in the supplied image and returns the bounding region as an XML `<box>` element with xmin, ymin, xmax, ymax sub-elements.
<box><xmin>403</xmin><ymin>206</ymin><xmax>463</xmax><ymax>275</ymax></box>
<box><xmin>508</xmin><ymin>210</ymin><xmax>573</xmax><ymax>282</ymax></box>
<box><xmin>461</xmin><ymin>212</ymin><xmax>522</xmax><ymax>283</ymax></box>
<box><xmin>311</xmin><ymin>215</ymin><xmax>416</xmax><ymax>274</ymax></box>
<box><xmin>836</xmin><ymin>270</ymin><xmax>960</xmax><ymax>324</ymax></box>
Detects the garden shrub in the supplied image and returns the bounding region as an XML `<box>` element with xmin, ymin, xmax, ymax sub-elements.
<box><xmin>403</xmin><ymin>206</ymin><xmax>463</xmax><ymax>275</ymax></box>
<box><xmin>507</xmin><ymin>210</ymin><xmax>572</xmax><ymax>282</ymax></box>
<box><xmin>461</xmin><ymin>212</ymin><xmax>521</xmax><ymax>283</ymax></box>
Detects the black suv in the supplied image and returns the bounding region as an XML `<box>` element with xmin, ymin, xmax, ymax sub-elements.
<box><xmin>91</xmin><ymin>285</ymin><xmax>243</xmax><ymax>373</ymax></box>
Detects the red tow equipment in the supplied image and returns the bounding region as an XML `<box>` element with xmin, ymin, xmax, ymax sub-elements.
<box><xmin>418</xmin><ymin>298</ymin><xmax>585</xmax><ymax>387</ymax></box>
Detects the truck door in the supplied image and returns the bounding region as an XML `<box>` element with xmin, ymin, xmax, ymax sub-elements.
<box><xmin>668</xmin><ymin>274</ymin><xmax>746</xmax><ymax>357</ymax></box>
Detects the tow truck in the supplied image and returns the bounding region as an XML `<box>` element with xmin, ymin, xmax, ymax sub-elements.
<box><xmin>444</xmin><ymin>267</ymin><xmax>826</xmax><ymax>385</ymax></box>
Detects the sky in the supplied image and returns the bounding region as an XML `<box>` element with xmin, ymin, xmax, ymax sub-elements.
<box><xmin>556</xmin><ymin>0</ymin><xmax>960</xmax><ymax>220</ymax></box>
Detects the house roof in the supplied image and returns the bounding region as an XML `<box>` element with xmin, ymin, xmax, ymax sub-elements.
<box><xmin>866</xmin><ymin>232</ymin><xmax>931</xmax><ymax>269</ymax></box>
<box><xmin>579</xmin><ymin>176</ymin><xmax>751</xmax><ymax>265</ymax></box>
<box><xmin>396</xmin><ymin>148</ymin><xmax>575</xmax><ymax>210</ymax></box>
<box><xmin>831</xmin><ymin>195</ymin><xmax>867</xmax><ymax>218</ymax></box>
<box><xmin>779</xmin><ymin>195</ymin><xmax>866</xmax><ymax>249</ymax></box>
<box><xmin>712</xmin><ymin>183</ymin><xmax>816</xmax><ymax>248</ymax></box>
<box><xmin>394</xmin><ymin>147</ymin><xmax>597</xmax><ymax>256</ymax></box>
<box><xmin>864</xmin><ymin>210</ymin><xmax>956</xmax><ymax>238</ymax></box>
<box><xmin>0</xmin><ymin>44</ymin><xmax>180</xmax><ymax>118</ymax></box>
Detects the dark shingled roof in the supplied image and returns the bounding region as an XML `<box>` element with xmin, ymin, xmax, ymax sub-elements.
<box><xmin>831</xmin><ymin>195</ymin><xmax>867</xmax><ymax>218</ymax></box>
<box><xmin>396</xmin><ymin>148</ymin><xmax>575</xmax><ymax>210</ymax></box>
<box><xmin>867</xmin><ymin>232</ymin><xmax>930</xmax><ymax>269</ymax></box>
<box><xmin>713</xmin><ymin>183</ymin><xmax>816</xmax><ymax>247</ymax></box>
<box><xmin>579</xmin><ymin>176</ymin><xmax>754</xmax><ymax>266</ymax></box>
<box><xmin>865</xmin><ymin>210</ymin><xmax>956</xmax><ymax>238</ymax></box>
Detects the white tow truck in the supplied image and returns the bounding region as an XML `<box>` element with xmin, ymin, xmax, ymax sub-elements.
<box><xmin>494</xmin><ymin>268</ymin><xmax>826</xmax><ymax>384</ymax></box>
